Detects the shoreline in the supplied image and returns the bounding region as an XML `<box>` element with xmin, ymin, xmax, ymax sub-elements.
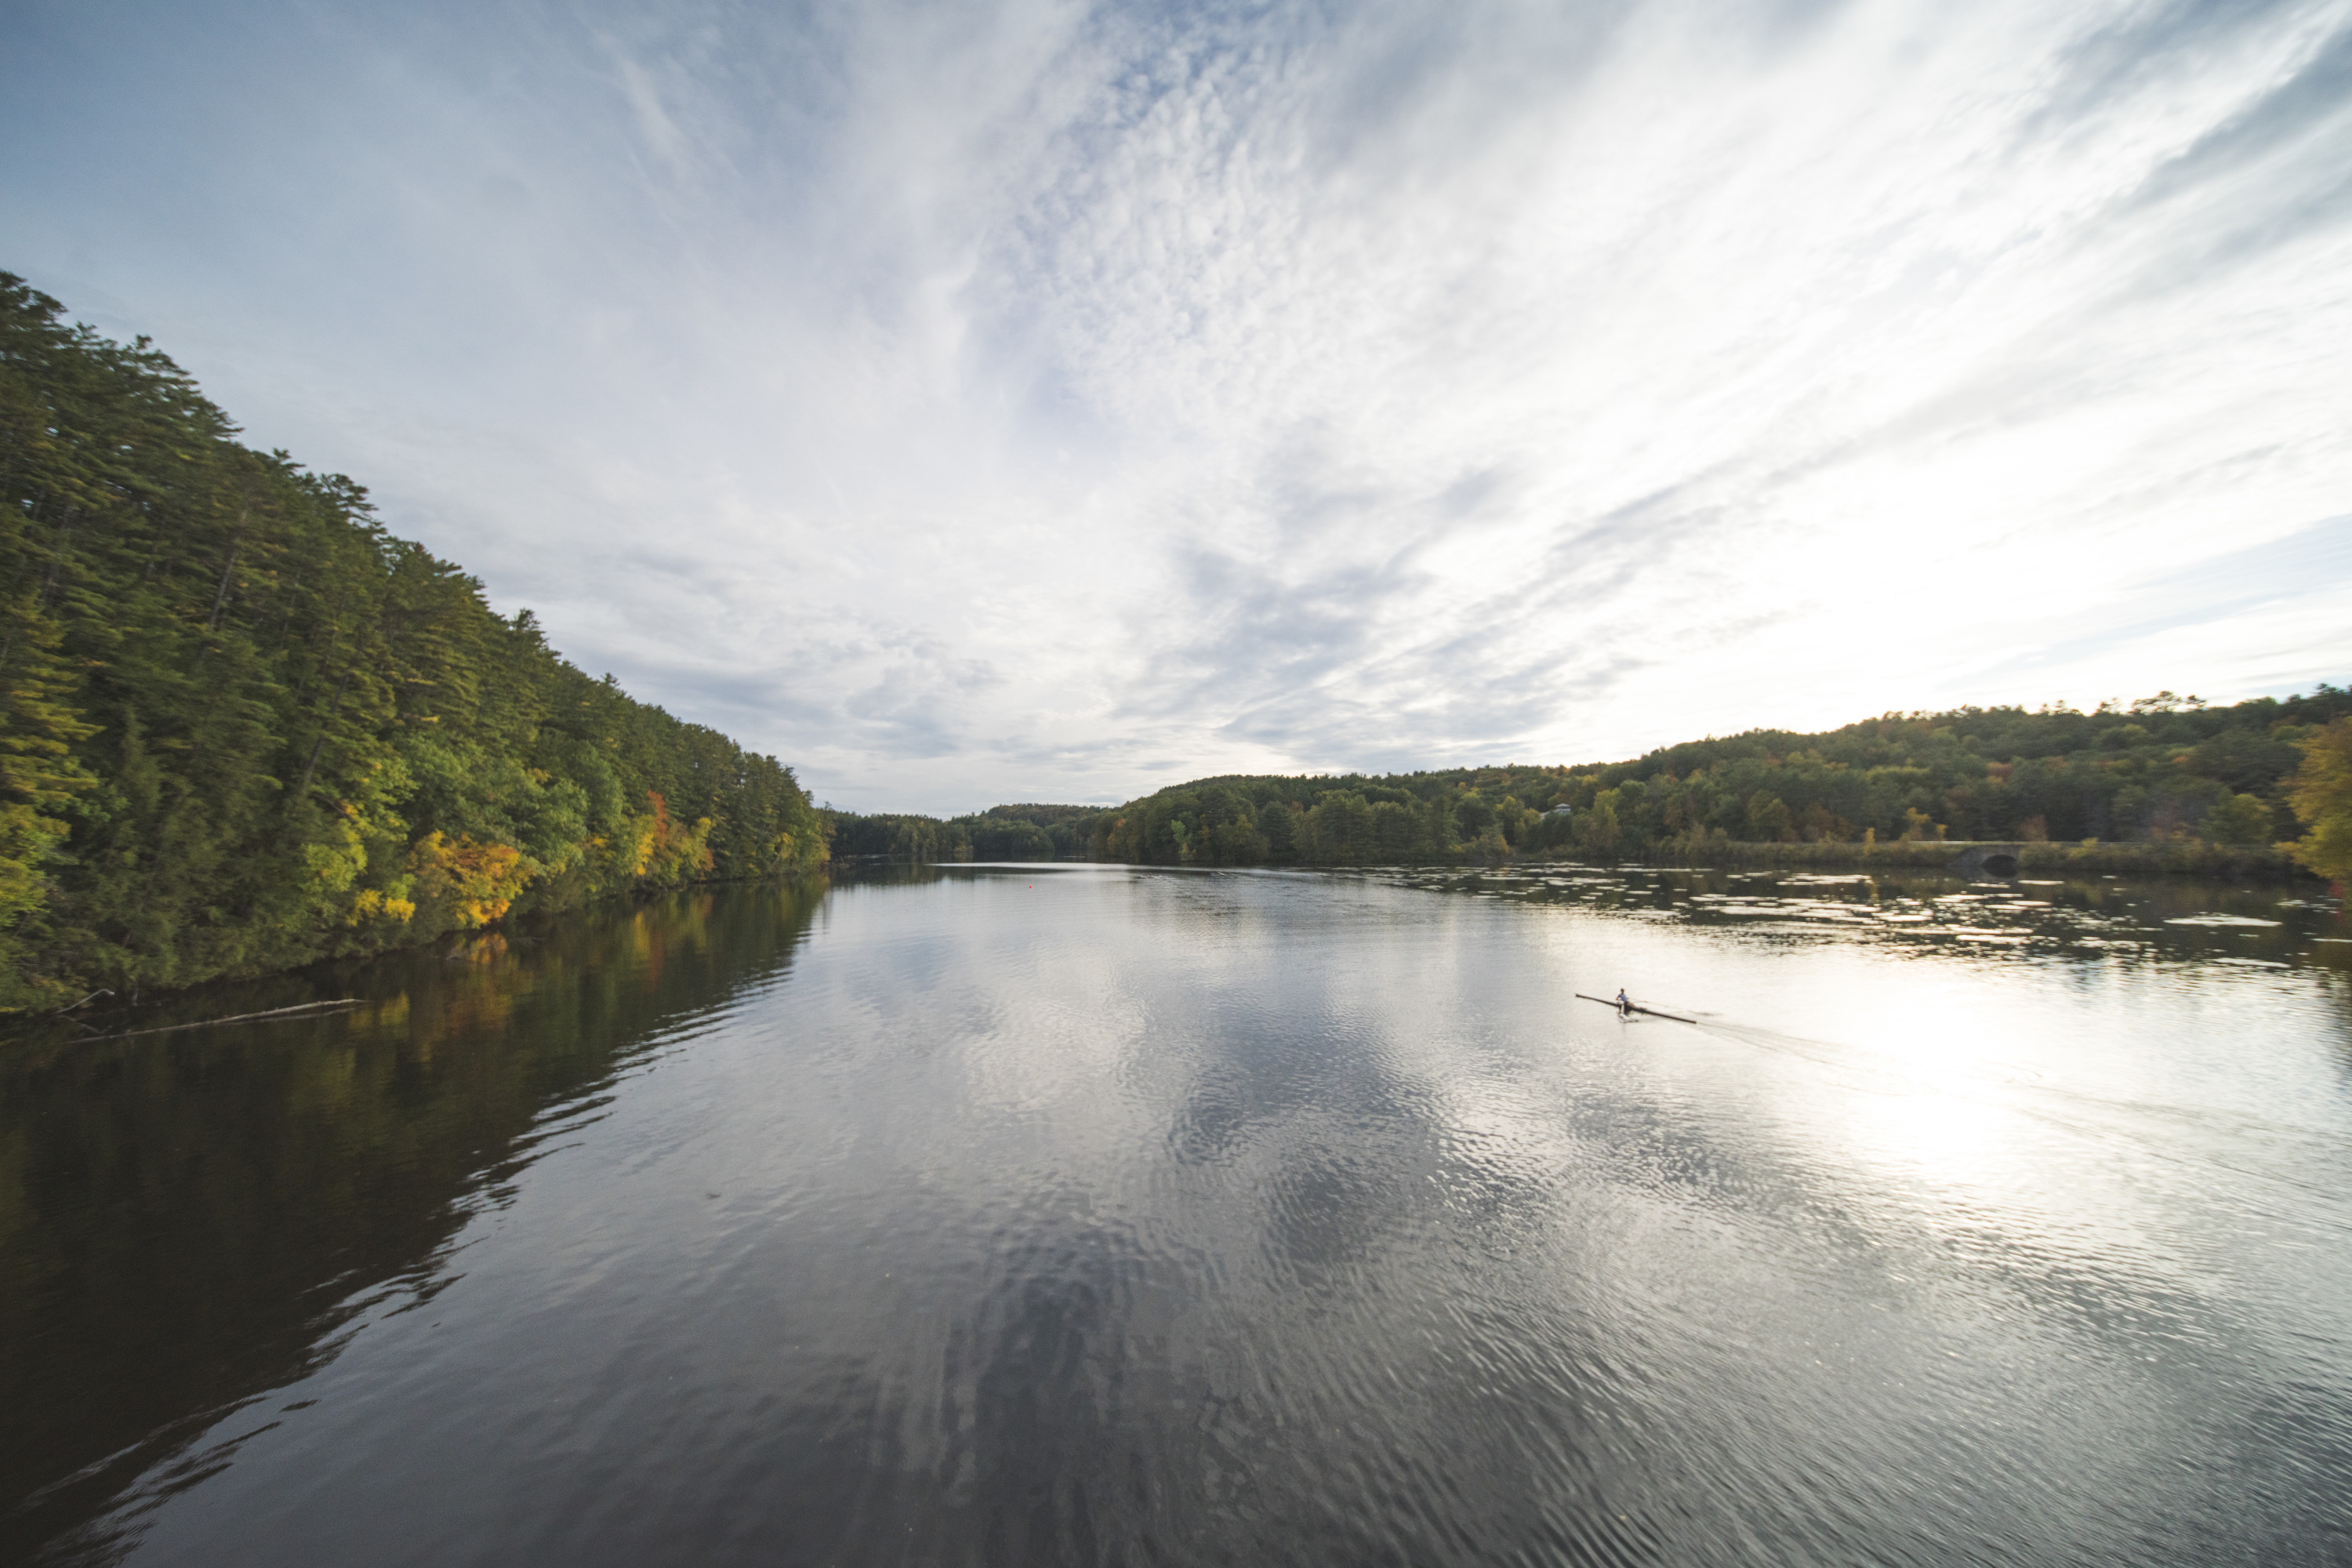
<box><xmin>842</xmin><ymin>842</ymin><xmax>2314</xmax><ymax>881</ymax></box>
<box><xmin>1615</xmin><ymin>838</ymin><xmax>2307</xmax><ymax>880</ymax></box>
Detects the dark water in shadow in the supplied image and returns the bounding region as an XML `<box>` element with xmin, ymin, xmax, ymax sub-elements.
<box><xmin>4</xmin><ymin>866</ymin><xmax>2349</xmax><ymax>1566</ymax></box>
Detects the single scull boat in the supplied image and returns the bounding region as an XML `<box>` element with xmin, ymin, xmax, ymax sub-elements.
<box><xmin>1573</xmin><ymin>993</ymin><xmax>1697</xmax><ymax>1025</ymax></box>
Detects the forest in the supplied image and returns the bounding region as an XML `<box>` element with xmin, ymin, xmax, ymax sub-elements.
<box><xmin>829</xmin><ymin>688</ymin><xmax>2352</xmax><ymax>877</ymax></box>
<box><xmin>0</xmin><ymin>275</ymin><xmax>826</xmax><ymax>1010</ymax></box>
<box><xmin>824</xmin><ymin>804</ymin><xmax>1099</xmax><ymax>863</ymax></box>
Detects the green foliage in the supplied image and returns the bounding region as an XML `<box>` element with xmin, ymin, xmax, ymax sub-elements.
<box><xmin>1576</xmin><ymin>793</ymin><xmax>1621</xmax><ymax>858</ymax></box>
<box><xmin>2283</xmin><ymin>718</ymin><xmax>2352</xmax><ymax>884</ymax></box>
<box><xmin>0</xmin><ymin>274</ymin><xmax>824</xmax><ymax>1006</ymax></box>
<box><xmin>844</xmin><ymin>686</ymin><xmax>2348</xmax><ymax>874</ymax></box>
<box><xmin>824</xmin><ymin>801</ymin><xmax>1109</xmax><ymax>863</ymax></box>
<box><xmin>2201</xmin><ymin>792</ymin><xmax>2272</xmax><ymax>847</ymax></box>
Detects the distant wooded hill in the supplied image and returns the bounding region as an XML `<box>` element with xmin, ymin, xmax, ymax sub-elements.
<box><xmin>1</xmin><ymin>275</ymin><xmax>826</xmax><ymax>1009</ymax></box>
<box><xmin>828</xmin><ymin>687</ymin><xmax>2350</xmax><ymax>870</ymax></box>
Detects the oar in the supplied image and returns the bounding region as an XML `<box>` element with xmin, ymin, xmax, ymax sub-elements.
<box><xmin>1573</xmin><ymin>993</ymin><xmax>1697</xmax><ymax>1025</ymax></box>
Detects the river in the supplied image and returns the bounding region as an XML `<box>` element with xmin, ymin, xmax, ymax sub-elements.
<box><xmin>4</xmin><ymin>863</ymin><xmax>2349</xmax><ymax>1566</ymax></box>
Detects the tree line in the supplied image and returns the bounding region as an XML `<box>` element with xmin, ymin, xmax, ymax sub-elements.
<box><xmin>823</xmin><ymin>803</ymin><xmax>1098</xmax><ymax>863</ymax></box>
<box><xmin>828</xmin><ymin>689</ymin><xmax>2352</xmax><ymax>878</ymax></box>
<box><xmin>1</xmin><ymin>275</ymin><xmax>825</xmax><ymax>1009</ymax></box>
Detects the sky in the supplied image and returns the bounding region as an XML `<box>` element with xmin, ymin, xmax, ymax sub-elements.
<box><xmin>4</xmin><ymin>0</ymin><xmax>2349</xmax><ymax>814</ymax></box>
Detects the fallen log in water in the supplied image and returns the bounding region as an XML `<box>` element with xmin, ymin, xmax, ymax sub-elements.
<box><xmin>72</xmin><ymin>998</ymin><xmax>363</xmax><ymax>1044</ymax></box>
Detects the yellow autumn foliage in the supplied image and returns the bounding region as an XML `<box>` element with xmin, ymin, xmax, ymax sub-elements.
<box><xmin>347</xmin><ymin>887</ymin><xmax>418</xmax><ymax>927</ymax></box>
<box><xmin>408</xmin><ymin>831</ymin><xmax>535</xmax><ymax>928</ymax></box>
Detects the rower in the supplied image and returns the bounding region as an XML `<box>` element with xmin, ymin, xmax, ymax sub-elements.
<box><xmin>1615</xmin><ymin>988</ymin><xmax>1632</xmax><ymax>1018</ymax></box>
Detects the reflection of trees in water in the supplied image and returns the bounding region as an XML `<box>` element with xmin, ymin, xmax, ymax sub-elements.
<box><xmin>0</xmin><ymin>880</ymin><xmax>826</xmax><ymax>1565</ymax></box>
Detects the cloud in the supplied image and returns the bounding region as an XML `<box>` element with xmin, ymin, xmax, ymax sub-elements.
<box><xmin>4</xmin><ymin>0</ymin><xmax>2347</xmax><ymax>812</ymax></box>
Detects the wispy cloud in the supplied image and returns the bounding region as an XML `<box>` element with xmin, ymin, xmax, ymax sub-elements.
<box><xmin>5</xmin><ymin>0</ymin><xmax>2347</xmax><ymax>811</ymax></box>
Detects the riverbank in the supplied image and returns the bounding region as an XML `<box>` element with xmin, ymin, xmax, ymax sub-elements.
<box><xmin>1585</xmin><ymin>837</ymin><xmax>2309</xmax><ymax>879</ymax></box>
<box><xmin>0</xmin><ymin>869</ymin><xmax>834</xmax><ymax>1036</ymax></box>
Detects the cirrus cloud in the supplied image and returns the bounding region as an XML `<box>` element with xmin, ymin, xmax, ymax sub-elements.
<box><xmin>5</xmin><ymin>0</ymin><xmax>2347</xmax><ymax>811</ymax></box>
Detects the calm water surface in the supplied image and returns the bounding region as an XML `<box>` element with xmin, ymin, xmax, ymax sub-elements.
<box><xmin>5</xmin><ymin>865</ymin><xmax>2350</xmax><ymax>1566</ymax></box>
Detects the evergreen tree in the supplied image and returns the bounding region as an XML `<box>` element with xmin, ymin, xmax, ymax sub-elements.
<box><xmin>0</xmin><ymin>275</ymin><xmax>825</xmax><ymax>1007</ymax></box>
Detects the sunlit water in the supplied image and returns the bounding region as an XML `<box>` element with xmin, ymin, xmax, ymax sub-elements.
<box><xmin>5</xmin><ymin>865</ymin><xmax>2350</xmax><ymax>1566</ymax></box>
